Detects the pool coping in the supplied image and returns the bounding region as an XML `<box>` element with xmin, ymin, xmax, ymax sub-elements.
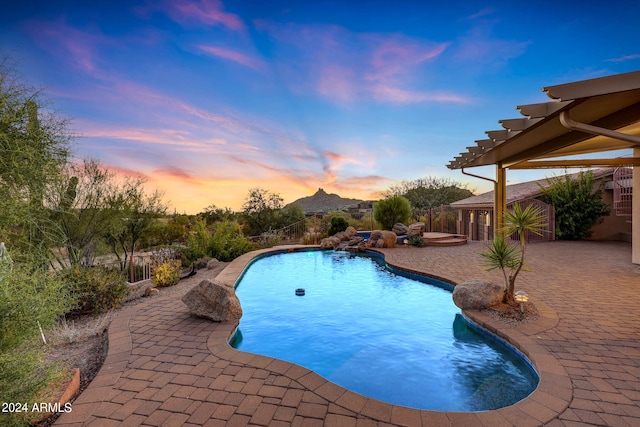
<box><xmin>212</xmin><ymin>245</ymin><xmax>571</xmax><ymax>426</ymax></box>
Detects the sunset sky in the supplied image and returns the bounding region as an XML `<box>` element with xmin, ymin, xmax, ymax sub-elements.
<box><xmin>1</xmin><ymin>0</ymin><xmax>639</xmax><ymax>213</ymax></box>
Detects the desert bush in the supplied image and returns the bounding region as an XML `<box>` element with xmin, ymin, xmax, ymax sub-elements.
<box><xmin>374</xmin><ymin>196</ymin><xmax>412</xmax><ymax>230</ymax></box>
<box><xmin>64</xmin><ymin>266</ymin><xmax>129</xmax><ymax>315</ymax></box>
<box><xmin>407</xmin><ymin>235</ymin><xmax>426</xmax><ymax>247</ymax></box>
<box><xmin>151</xmin><ymin>259</ymin><xmax>182</xmax><ymax>287</ymax></box>
<box><xmin>327</xmin><ymin>216</ymin><xmax>349</xmax><ymax>235</ymax></box>
<box><xmin>0</xmin><ymin>250</ymin><xmax>74</xmax><ymax>421</ymax></box>
<box><xmin>210</xmin><ymin>220</ymin><xmax>257</xmax><ymax>261</ymax></box>
<box><xmin>187</xmin><ymin>219</ymin><xmax>211</xmax><ymax>259</ymax></box>
<box><xmin>258</xmin><ymin>231</ymin><xmax>282</xmax><ymax>248</ymax></box>
<box><xmin>539</xmin><ymin>171</ymin><xmax>610</xmax><ymax>240</ymax></box>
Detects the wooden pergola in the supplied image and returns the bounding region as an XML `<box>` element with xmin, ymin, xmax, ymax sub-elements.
<box><xmin>447</xmin><ymin>70</ymin><xmax>640</xmax><ymax>264</ymax></box>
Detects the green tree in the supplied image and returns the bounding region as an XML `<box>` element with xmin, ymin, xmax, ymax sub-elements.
<box><xmin>539</xmin><ymin>171</ymin><xmax>610</xmax><ymax>240</ymax></box>
<box><xmin>0</xmin><ymin>55</ymin><xmax>72</xmax><ymax>263</ymax></box>
<box><xmin>241</xmin><ymin>188</ymin><xmax>284</xmax><ymax>235</ymax></box>
<box><xmin>48</xmin><ymin>158</ymin><xmax>118</xmax><ymax>267</ymax></box>
<box><xmin>276</xmin><ymin>204</ymin><xmax>305</xmax><ymax>229</ymax></box>
<box><xmin>103</xmin><ymin>177</ymin><xmax>167</xmax><ymax>272</ymax></box>
<box><xmin>374</xmin><ymin>196</ymin><xmax>412</xmax><ymax>230</ymax></box>
<box><xmin>385</xmin><ymin>177</ymin><xmax>473</xmax><ymax>208</ymax></box>
<box><xmin>199</xmin><ymin>203</ymin><xmax>235</xmax><ymax>225</ymax></box>
<box><xmin>480</xmin><ymin>203</ymin><xmax>547</xmax><ymax>303</ymax></box>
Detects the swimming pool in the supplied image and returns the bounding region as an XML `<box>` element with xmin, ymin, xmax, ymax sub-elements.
<box><xmin>231</xmin><ymin>249</ymin><xmax>538</xmax><ymax>411</ymax></box>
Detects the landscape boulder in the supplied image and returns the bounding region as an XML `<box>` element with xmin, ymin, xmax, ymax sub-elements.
<box><xmin>381</xmin><ymin>230</ymin><xmax>397</xmax><ymax>248</ymax></box>
<box><xmin>144</xmin><ymin>286</ymin><xmax>159</xmax><ymax>297</ymax></box>
<box><xmin>320</xmin><ymin>236</ymin><xmax>341</xmax><ymax>249</ymax></box>
<box><xmin>206</xmin><ymin>258</ymin><xmax>221</xmax><ymax>270</ymax></box>
<box><xmin>452</xmin><ymin>280</ymin><xmax>504</xmax><ymax>310</ymax></box>
<box><xmin>366</xmin><ymin>230</ymin><xmax>397</xmax><ymax>248</ymax></box>
<box><xmin>407</xmin><ymin>222</ymin><xmax>425</xmax><ymax>237</ymax></box>
<box><xmin>333</xmin><ymin>231</ymin><xmax>351</xmax><ymax>241</ymax></box>
<box><xmin>182</xmin><ymin>279</ymin><xmax>243</xmax><ymax>322</ymax></box>
<box><xmin>345</xmin><ymin>226</ymin><xmax>358</xmax><ymax>238</ymax></box>
<box><xmin>392</xmin><ymin>223</ymin><xmax>409</xmax><ymax>235</ymax></box>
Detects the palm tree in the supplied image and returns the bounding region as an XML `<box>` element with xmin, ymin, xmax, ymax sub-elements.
<box><xmin>480</xmin><ymin>203</ymin><xmax>547</xmax><ymax>304</ymax></box>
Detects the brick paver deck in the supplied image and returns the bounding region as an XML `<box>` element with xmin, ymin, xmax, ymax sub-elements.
<box><xmin>55</xmin><ymin>241</ymin><xmax>640</xmax><ymax>426</ymax></box>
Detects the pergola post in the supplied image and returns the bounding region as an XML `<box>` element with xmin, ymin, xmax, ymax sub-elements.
<box><xmin>494</xmin><ymin>164</ymin><xmax>507</xmax><ymax>238</ymax></box>
<box><xmin>633</xmin><ymin>147</ymin><xmax>640</xmax><ymax>264</ymax></box>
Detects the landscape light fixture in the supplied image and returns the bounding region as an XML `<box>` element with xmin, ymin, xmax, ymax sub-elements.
<box><xmin>514</xmin><ymin>291</ymin><xmax>529</xmax><ymax>313</ymax></box>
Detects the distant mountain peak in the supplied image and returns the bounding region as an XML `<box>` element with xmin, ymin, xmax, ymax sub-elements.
<box><xmin>286</xmin><ymin>189</ymin><xmax>365</xmax><ymax>213</ymax></box>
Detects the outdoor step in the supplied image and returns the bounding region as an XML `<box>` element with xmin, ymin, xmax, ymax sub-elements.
<box><xmin>422</xmin><ymin>232</ymin><xmax>468</xmax><ymax>242</ymax></box>
<box><xmin>424</xmin><ymin>237</ymin><xmax>468</xmax><ymax>247</ymax></box>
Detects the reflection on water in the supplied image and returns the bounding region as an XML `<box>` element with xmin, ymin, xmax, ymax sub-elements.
<box><xmin>232</xmin><ymin>250</ymin><xmax>538</xmax><ymax>411</ymax></box>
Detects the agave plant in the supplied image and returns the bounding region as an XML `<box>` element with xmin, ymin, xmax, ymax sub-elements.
<box><xmin>480</xmin><ymin>203</ymin><xmax>547</xmax><ymax>304</ymax></box>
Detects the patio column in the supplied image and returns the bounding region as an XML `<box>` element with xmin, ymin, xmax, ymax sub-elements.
<box><xmin>494</xmin><ymin>164</ymin><xmax>507</xmax><ymax>238</ymax></box>
<box><xmin>633</xmin><ymin>147</ymin><xmax>640</xmax><ymax>264</ymax></box>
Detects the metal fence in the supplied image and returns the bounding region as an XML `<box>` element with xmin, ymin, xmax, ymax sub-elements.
<box><xmin>425</xmin><ymin>205</ymin><xmax>459</xmax><ymax>234</ymax></box>
<box><xmin>436</xmin><ymin>198</ymin><xmax>555</xmax><ymax>243</ymax></box>
<box><xmin>95</xmin><ymin>255</ymin><xmax>152</xmax><ymax>283</ymax></box>
<box><xmin>273</xmin><ymin>218</ymin><xmax>307</xmax><ymax>242</ymax></box>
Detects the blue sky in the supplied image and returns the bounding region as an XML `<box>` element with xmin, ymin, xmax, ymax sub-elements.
<box><xmin>1</xmin><ymin>0</ymin><xmax>639</xmax><ymax>213</ymax></box>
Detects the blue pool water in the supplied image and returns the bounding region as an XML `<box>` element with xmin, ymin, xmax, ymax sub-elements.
<box><xmin>231</xmin><ymin>250</ymin><xmax>538</xmax><ymax>411</ymax></box>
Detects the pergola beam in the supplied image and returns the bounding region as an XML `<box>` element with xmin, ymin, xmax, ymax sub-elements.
<box><xmin>509</xmin><ymin>158</ymin><xmax>640</xmax><ymax>169</ymax></box>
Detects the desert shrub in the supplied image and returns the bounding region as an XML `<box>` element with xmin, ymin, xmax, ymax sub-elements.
<box><xmin>539</xmin><ymin>171</ymin><xmax>610</xmax><ymax>240</ymax></box>
<box><xmin>187</xmin><ymin>219</ymin><xmax>212</xmax><ymax>259</ymax></box>
<box><xmin>64</xmin><ymin>266</ymin><xmax>129</xmax><ymax>315</ymax></box>
<box><xmin>0</xmin><ymin>251</ymin><xmax>74</xmax><ymax>421</ymax></box>
<box><xmin>258</xmin><ymin>231</ymin><xmax>282</xmax><ymax>248</ymax></box>
<box><xmin>374</xmin><ymin>196</ymin><xmax>412</xmax><ymax>230</ymax></box>
<box><xmin>407</xmin><ymin>235</ymin><xmax>426</xmax><ymax>247</ymax></box>
<box><xmin>327</xmin><ymin>216</ymin><xmax>349</xmax><ymax>235</ymax></box>
<box><xmin>210</xmin><ymin>220</ymin><xmax>257</xmax><ymax>261</ymax></box>
<box><xmin>151</xmin><ymin>259</ymin><xmax>182</xmax><ymax>287</ymax></box>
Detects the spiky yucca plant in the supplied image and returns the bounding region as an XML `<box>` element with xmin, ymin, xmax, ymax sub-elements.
<box><xmin>480</xmin><ymin>203</ymin><xmax>547</xmax><ymax>304</ymax></box>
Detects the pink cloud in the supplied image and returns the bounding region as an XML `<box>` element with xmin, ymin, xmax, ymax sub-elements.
<box><xmin>163</xmin><ymin>0</ymin><xmax>244</xmax><ymax>31</ymax></box>
<box><xmin>198</xmin><ymin>45</ymin><xmax>264</xmax><ymax>70</ymax></box>
<box><xmin>152</xmin><ymin>166</ymin><xmax>202</xmax><ymax>184</ymax></box>
<box><xmin>371</xmin><ymin>85</ymin><xmax>472</xmax><ymax>104</ymax></box>
<box><xmin>453</xmin><ymin>22</ymin><xmax>529</xmax><ymax>66</ymax></box>
<box><xmin>324</xmin><ymin>152</ymin><xmax>354</xmax><ymax>163</ymax></box>
<box><xmin>466</xmin><ymin>8</ymin><xmax>496</xmax><ymax>20</ymax></box>
<box><xmin>25</xmin><ymin>20</ymin><xmax>106</xmax><ymax>73</ymax></box>
<box><xmin>366</xmin><ymin>37</ymin><xmax>448</xmax><ymax>81</ymax></box>
<box><xmin>256</xmin><ymin>21</ymin><xmax>466</xmax><ymax>105</ymax></box>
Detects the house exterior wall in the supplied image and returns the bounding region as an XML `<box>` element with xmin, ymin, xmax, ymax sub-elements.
<box><xmin>588</xmin><ymin>189</ymin><xmax>632</xmax><ymax>241</ymax></box>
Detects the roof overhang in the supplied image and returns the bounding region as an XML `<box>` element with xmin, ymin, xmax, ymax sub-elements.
<box><xmin>448</xmin><ymin>70</ymin><xmax>640</xmax><ymax>170</ymax></box>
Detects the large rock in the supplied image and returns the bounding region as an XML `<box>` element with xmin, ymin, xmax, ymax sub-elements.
<box><xmin>334</xmin><ymin>231</ymin><xmax>351</xmax><ymax>241</ymax></box>
<box><xmin>367</xmin><ymin>230</ymin><xmax>397</xmax><ymax>248</ymax></box>
<box><xmin>320</xmin><ymin>236</ymin><xmax>341</xmax><ymax>249</ymax></box>
<box><xmin>182</xmin><ymin>279</ymin><xmax>243</xmax><ymax>322</ymax></box>
<box><xmin>345</xmin><ymin>226</ymin><xmax>358</xmax><ymax>238</ymax></box>
<box><xmin>407</xmin><ymin>222</ymin><xmax>425</xmax><ymax>237</ymax></box>
<box><xmin>381</xmin><ymin>230</ymin><xmax>397</xmax><ymax>248</ymax></box>
<box><xmin>392</xmin><ymin>223</ymin><xmax>409</xmax><ymax>235</ymax></box>
<box><xmin>452</xmin><ymin>280</ymin><xmax>504</xmax><ymax>310</ymax></box>
<box><xmin>206</xmin><ymin>258</ymin><xmax>221</xmax><ymax>270</ymax></box>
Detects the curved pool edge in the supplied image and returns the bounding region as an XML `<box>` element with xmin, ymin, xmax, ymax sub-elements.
<box><xmin>211</xmin><ymin>245</ymin><xmax>572</xmax><ymax>426</ymax></box>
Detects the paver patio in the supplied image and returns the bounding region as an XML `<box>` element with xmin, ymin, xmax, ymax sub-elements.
<box><xmin>54</xmin><ymin>240</ymin><xmax>640</xmax><ymax>426</ymax></box>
